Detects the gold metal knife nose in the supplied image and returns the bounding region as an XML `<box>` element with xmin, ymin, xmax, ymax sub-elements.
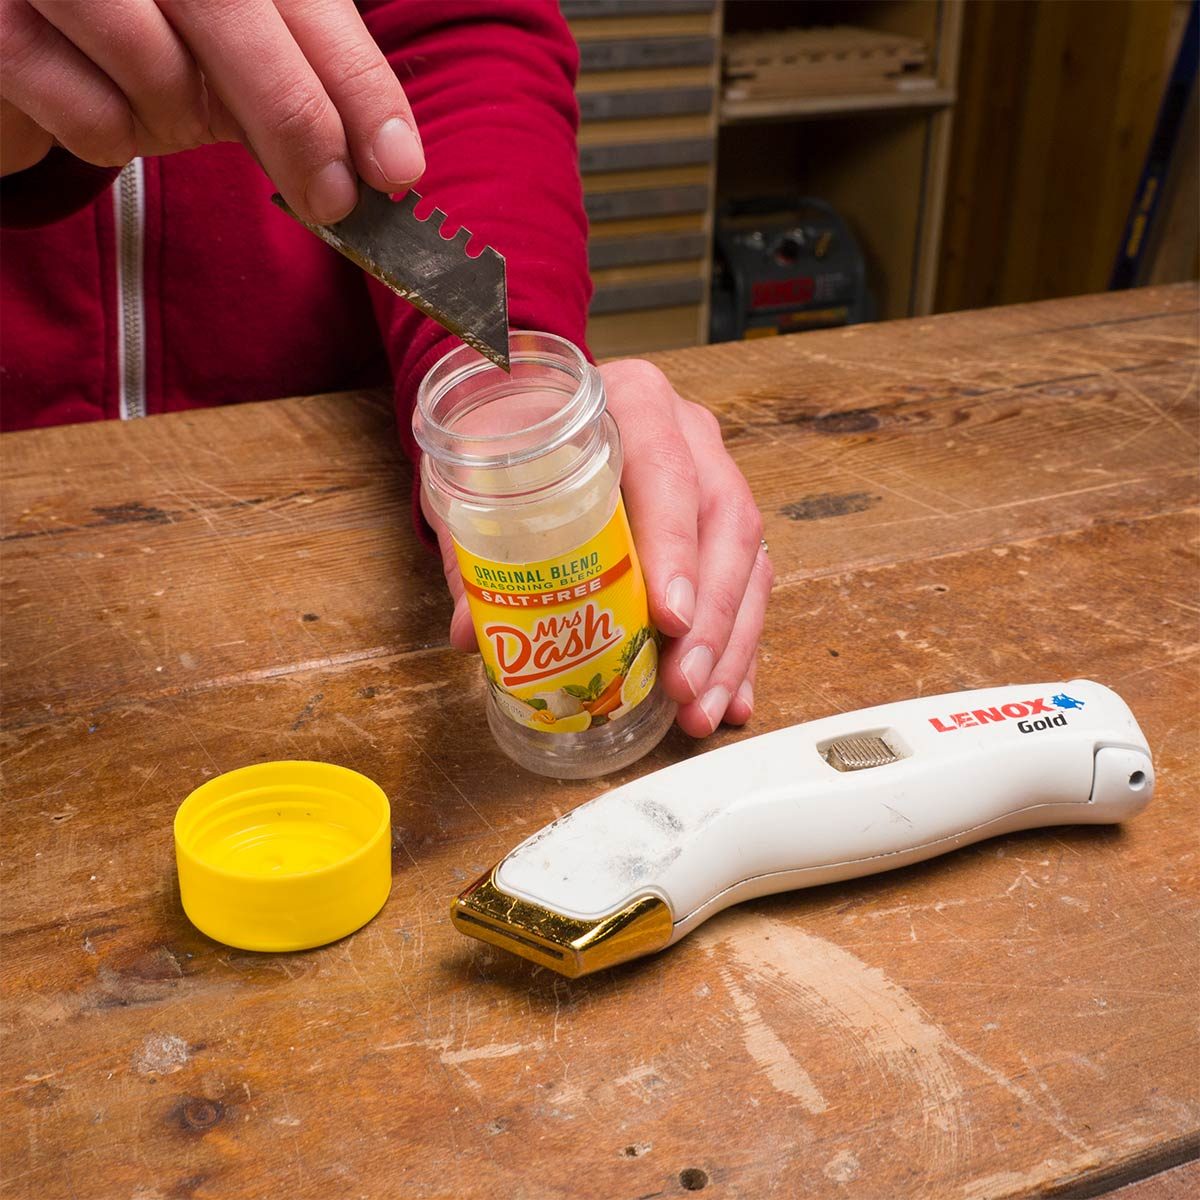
<box><xmin>451</xmin><ymin>868</ymin><xmax>674</xmax><ymax>978</ymax></box>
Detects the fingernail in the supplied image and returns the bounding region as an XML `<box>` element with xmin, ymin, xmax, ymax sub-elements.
<box><xmin>664</xmin><ymin>576</ymin><xmax>695</xmax><ymax>629</ymax></box>
<box><xmin>372</xmin><ymin>117</ymin><xmax>424</xmax><ymax>186</ymax></box>
<box><xmin>699</xmin><ymin>685</ymin><xmax>730</xmax><ymax>733</ymax></box>
<box><xmin>679</xmin><ymin>644</ymin><xmax>714</xmax><ymax>698</ymax></box>
<box><xmin>306</xmin><ymin>160</ymin><xmax>358</xmax><ymax>224</ymax></box>
<box><xmin>736</xmin><ymin>678</ymin><xmax>754</xmax><ymax>713</ymax></box>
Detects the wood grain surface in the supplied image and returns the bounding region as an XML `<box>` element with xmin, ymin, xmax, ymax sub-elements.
<box><xmin>2</xmin><ymin>285</ymin><xmax>1197</xmax><ymax>1199</ymax></box>
<box><xmin>937</xmin><ymin>1</ymin><xmax>1179</xmax><ymax>313</ymax></box>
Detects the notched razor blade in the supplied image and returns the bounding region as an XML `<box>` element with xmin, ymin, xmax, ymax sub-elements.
<box><xmin>272</xmin><ymin>188</ymin><xmax>510</xmax><ymax>371</ymax></box>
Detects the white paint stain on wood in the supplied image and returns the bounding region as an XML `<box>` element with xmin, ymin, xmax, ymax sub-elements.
<box><xmin>706</xmin><ymin>916</ymin><xmax>971</xmax><ymax>1171</ymax></box>
<box><xmin>823</xmin><ymin>1148</ymin><xmax>861</xmax><ymax>1183</ymax></box>
<box><xmin>614</xmin><ymin>1063</ymin><xmax>661</xmax><ymax>1089</ymax></box>
<box><xmin>706</xmin><ymin>913</ymin><xmax>1105</xmax><ymax>1181</ymax></box>
<box><xmin>439</xmin><ymin>1041</ymin><xmax>541</xmax><ymax>1065</ymax></box>
<box><xmin>718</xmin><ymin>967</ymin><xmax>829</xmax><ymax>1114</ymax></box>
<box><xmin>133</xmin><ymin>1033</ymin><xmax>190</xmax><ymax>1075</ymax></box>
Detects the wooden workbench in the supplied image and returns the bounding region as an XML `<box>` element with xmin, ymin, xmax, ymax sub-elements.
<box><xmin>2</xmin><ymin>286</ymin><xmax>1197</xmax><ymax>1199</ymax></box>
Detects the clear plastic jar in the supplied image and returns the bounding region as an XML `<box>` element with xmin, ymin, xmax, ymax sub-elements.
<box><xmin>414</xmin><ymin>331</ymin><xmax>675</xmax><ymax>779</ymax></box>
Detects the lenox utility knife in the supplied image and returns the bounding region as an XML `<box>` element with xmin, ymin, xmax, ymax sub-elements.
<box><xmin>452</xmin><ymin>681</ymin><xmax>1153</xmax><ymax>977</ymax></box>
<box><xmin>272</xmin><ymin>188</ymin><xmax>509</xmax><ymax>370</ymax></box>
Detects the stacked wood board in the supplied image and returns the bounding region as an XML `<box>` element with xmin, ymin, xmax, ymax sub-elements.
<box><xmin>723</xmin><ymin>26</ymin><xmax>930</xmax><ymax>102</ymax></box>
<box><xmin>562</xmin><ymin>0</ymin><xmax>720</xmax><ymax>357</ymax></box>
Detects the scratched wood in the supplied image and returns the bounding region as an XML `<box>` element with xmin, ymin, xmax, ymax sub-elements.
<box><xmin>3</xmin><ymin>285</ymin><xmax>1197</xmax><ymax>722</ymax></box>
<box><xmin>1</xmin><ymin>286</ymin><xmax>1197</xmax><ymax>1200</ymax></box>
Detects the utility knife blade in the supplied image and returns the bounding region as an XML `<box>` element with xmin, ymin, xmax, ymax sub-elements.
<box><xmin>271</xmin><ymin>188</ymin><xmax>510</xmax><ymax>371</ymax></box>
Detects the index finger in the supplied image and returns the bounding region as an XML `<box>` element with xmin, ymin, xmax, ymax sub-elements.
<box><xmin>165</xmin><ymin>0</ymin><xmax>357</xmax><ymax>224</ymax></box>
<box><xmin>278</xmin><ymin>0</ymin><xmax>424</xmax><ymax>193</ymax></box>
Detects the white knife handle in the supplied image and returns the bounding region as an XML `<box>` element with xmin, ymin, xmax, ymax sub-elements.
<box><xmin>495</xmin><ymin>680</ymin><xmax>1153</xmax><ymax>934</ymax></box>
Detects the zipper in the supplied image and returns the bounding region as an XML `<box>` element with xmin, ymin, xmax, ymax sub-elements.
<box><xmin>113</xmin><ymin>158</ymin><xmax>146</xmax><ymax>419</ymax></box>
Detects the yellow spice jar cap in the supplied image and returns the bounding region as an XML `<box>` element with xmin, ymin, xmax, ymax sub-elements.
<box><xmin>174</xmin><ymin>761</ymin><xmax>391</xmax><ymax>952</ymax></box>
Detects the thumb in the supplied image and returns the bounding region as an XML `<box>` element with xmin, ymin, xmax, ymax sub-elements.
<box><xmin>0</xmin><ymin>100</ymin><xmax>54</xmax><ymax>178</ymax></box>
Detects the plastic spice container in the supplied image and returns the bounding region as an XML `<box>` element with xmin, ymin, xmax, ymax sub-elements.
<box><xmin>414</xmin><ymin>331</ymin><xmax>675</xmax><ymax>779</ymax></box>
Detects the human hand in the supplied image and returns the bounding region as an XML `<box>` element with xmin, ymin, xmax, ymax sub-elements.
<box><xmin>602</xmin><ymin>359</ymin><xmax>772</xmax><ymax>735</ymax></box>
<box><xmin>428</xmin><ymin>359</ymin><xmax>772</xmax><ymax>738</ymax></box>
<box><xmin>0</xmin><ymin>0</ymin><xmax>424</xmax><ymax>222</ymax></box>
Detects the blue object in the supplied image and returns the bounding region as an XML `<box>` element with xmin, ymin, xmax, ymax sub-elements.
<box><xmin>1110</xmin><ymin>0</ymin><xmax>1199</xmax><ymax>288</ymax></box>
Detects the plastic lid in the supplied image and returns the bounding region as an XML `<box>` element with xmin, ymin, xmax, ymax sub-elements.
<box><xmin>174</xmin><ymin>761</ymin><xmax>391</xmax><ymax>952</ymax></box>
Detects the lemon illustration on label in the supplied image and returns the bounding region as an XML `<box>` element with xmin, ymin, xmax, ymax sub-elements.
<box><xmin>493</xmin><ymin>690</ymin><xmax>539</xmax><ymax>727</ymax></box>
<box><xmin>494</xmin><ymin>687</ymin><xmax>594</xmax><ymax>732</ymax></box>
<box><xmin>541</xmin><ymin>711</ymin><xmax>593</xmax><ymax>734</ymax></box>
<box><xmin>621</xmin><ymin>638</ymin><xmax>657</xmax><ymax>709</ymax></box>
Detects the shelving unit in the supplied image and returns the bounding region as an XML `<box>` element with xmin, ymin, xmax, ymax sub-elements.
<box><xmin>564</xmin><ymin>0</ymin><xmax>721</xmax><ymax>358</ymax></box>
<box><xmin>563</xmin><ymin>0</ymin><xmax>964</xmax><ymax>356</ymax></box>
<box><xmin>720</xmin><ymin>85</ymin><xmax>955</xmax><ymax>123</ymax></box>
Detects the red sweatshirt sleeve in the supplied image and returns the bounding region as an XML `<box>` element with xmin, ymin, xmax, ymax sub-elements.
<box><xmin>0</xmin><ymin>147</ymin><xmax>119</xmax><ymax>229</ymax></box>
<box><xmin>359</xmin><ymin>0</ymin><xmax>592</xmax><ymax>468</ymax></box>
